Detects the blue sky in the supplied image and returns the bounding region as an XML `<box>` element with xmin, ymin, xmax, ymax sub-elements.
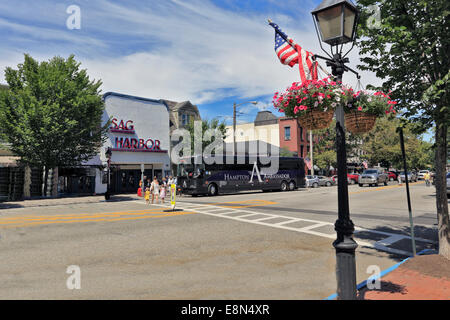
<box><xmin>0</xmin><ymin>0</ymin><xmax>433</xmax><ymax>141</ymax></box>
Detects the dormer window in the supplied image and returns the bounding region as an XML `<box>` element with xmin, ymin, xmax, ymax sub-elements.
<box><xmin>180</xmin><ymin>113</ymin><xmax>190</xmax><ymax>126</ymax></box>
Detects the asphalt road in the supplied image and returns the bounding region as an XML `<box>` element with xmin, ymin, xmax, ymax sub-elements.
<box><xmin>0</xmin><ymin>181</ymin><xmax>440</xmax><ymax>299</ymax></box>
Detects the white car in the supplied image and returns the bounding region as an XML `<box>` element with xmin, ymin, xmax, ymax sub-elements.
<box><xmin>418</xmin><ymin>170</ymin><xmax>430</xmax><ymax>180</ymax></box>
<box><xmin>305</xmin><ymin>175</ymin><xmax>320</xmax><ymax>188</ymax></box>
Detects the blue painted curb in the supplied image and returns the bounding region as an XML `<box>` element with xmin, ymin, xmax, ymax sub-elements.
<box><xmin>324</xmin><ymin>248</ymin><xmax>435</xmax><ymax>300</ymax></box>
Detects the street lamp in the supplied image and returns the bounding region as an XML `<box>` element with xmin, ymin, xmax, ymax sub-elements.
<box><xmin>311</xmin><ymin>0</ymin><xmax>360</xmax><ymax>300</ymax></box>
<box><xmin>105</xmin><ymin>147</ymin><xmax>112</xmax><ymax>200</ymax></box>
<box><xmin>233</xmin><ymin>101</ymin><xmax>258</xmax><ymax>155</ymax></box>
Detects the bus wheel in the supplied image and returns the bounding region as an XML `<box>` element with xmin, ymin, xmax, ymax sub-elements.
<box><xmin>289</xmin><ymin>181</ymin><xmax>296</xmax><ymax>191</ymax></box>
<box><xmin>280</xmin><ymin>181</ymin><xmax>288</xmax><ymax>191</ymax></box>
<box><xmin>208</xmin><ymin>183</ymin><xmax>218</xmax><ymax>196</ymax></box>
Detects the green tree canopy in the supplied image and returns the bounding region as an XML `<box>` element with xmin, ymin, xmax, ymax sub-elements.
<box><xmin>0</xmin><ymin>54</ymin><xmax>109</xmax><ymax>169</ymax></box>
<box><xmin>357</xmin><ymin>0</ymin><xmax>449</xmax><ymax>258</ymax></box>
<box><xmin>185</xmin><ymin>118</ymin><xmax>228</xmax><ymax>155</ymax></box>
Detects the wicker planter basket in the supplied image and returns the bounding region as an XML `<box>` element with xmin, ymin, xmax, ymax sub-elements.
<box><xmin>298</xmin><ymin>110</ymin><xmax>334</xmax><ymax>130</ymax></box>
<box><xmin>345</xmin><ymin>111</ymin><xmax>377</xmax><ymax>134</ymax></box>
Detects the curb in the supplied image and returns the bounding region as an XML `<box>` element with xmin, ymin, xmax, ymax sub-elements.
<box><xmin>324</xmin><ymin>249</ymin><xmax>435</xmax><ymax>300</ymax></box>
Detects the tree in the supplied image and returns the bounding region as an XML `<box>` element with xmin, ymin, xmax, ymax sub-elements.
<box><xmin>360</xmin><ymin>116</ymin><xmax>434</xmax><ymax>170</ymax></box>
<box><xmin>185</xmin><ymin>118</ymin><xmax>228</xmax><ymax>155</ymax></box>
<box><xmin>357</xmin><ymin>0</ymin><xmax>450</xmax><ymax>258</ymax></box>
<box><xmin>0</xmin><ymin>54</ymin><xmax>109</xmax><ymax>195</ymax></box>
<box><xmin>313</xmin><ymin>120</ymin><xmax>361</xmax><ymax>175</ymax></box>
<box><xmin>280</xmin><ymin>147</ymin><xmax>296</xmax><ymax>157</ymax></box>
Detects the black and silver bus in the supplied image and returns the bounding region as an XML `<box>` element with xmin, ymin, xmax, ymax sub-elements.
<box><xmin>176</xmin><ymin>155</ymin><xmax>305</xmax><ymax>196</ymax></box>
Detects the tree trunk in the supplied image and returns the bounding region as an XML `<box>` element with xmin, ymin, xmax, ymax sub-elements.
<box><xmin>435</xmin><ymin>120</ymin><xmax>450</xmax><ymax>259</ymax></box>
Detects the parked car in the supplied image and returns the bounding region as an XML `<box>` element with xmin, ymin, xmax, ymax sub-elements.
<box><xmin>317</xmin><ymin>176</ymin><xmax>334</xmax><ymax>187</ymax></box>
<box><xmin>387</xmin><ymin>171</ymin><xmax>398</xmax><ymax>181</ymax></box>
<box><xmin>347</xmin><ymin>173</ymin><xmax>360</xmax><ymax>185</ymax></box>
<box><xmin>399</xmin><ymin>171</ymin><xmax>418</xmax><ymax>183</ymax></box>
<box><xmin>358</xmin><ymin>169</ymin><xmax>389</xmax><ymax>187</ymax></box>
<box><xmin>418</xmin><ymin>170</ymin><xmax>430</xmax><ymax>180</ymax></box>
<box><xmin>305</xmin><ymin>175</ymin><xmax>320</xmax><ymax>188</ymax></box>
<box><xmin>332</xmin><ymin>175</ymin><xmax>351</xmax><ymax>184</ymax></box>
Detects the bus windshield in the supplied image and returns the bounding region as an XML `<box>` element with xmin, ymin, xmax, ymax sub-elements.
<box><xmin>178</xmin><ymin>163</ymin><xmax>205</xmax><ymax>177</ymax></box>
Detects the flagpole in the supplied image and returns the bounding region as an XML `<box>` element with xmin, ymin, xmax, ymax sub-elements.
<box><xmin>268</xmin><ymin>18</ymin><xmax>298</xmax><ymax>53</ymax></box>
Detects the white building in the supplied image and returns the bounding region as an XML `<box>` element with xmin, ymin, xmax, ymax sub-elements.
<box><xmin>91</xmin><ymin>92</ymin><xmax>171</xmax><ymax>194</ymax></box>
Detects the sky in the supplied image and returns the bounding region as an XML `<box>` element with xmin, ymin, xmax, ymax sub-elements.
<box><xmin>0</xmin><ymin>0</ymin><xmax>433</xmax><ymax>141</ymax></box>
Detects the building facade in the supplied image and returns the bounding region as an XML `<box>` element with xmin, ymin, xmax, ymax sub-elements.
<box><xmin>225</xmin><ymin>111</ymin><xmax>280</xmax><ymax>151</ymax></box>
<box><xmin>91</xmin><ymin>92</ymin><xmax>172</xmax><ymax>195</ymax></box>
<box><xmin>278</xmin><ymin>117</ymin><xmax>316</xmax><ymax>159</ymax></box>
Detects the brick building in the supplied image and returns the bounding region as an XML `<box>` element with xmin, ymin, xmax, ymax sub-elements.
<box><xmin>279</xmin><ymin>117</ymin><xmax>317</xmax><ymax>160</ymax></box>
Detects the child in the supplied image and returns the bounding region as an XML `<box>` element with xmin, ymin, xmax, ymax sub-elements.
<box><xmin>144</xmin><ymin>187</ymin><xmax>151</xmax><ymax>205</ymax></box>
<box><xmin>160</xmin><ymin>178</ymin><xmax>167</xmax><ymax>204</ymax></box>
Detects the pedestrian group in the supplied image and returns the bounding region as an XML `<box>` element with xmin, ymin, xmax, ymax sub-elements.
<box><xmin>142</xmin><ymin>175</ymin><xmax>176</xmax><ymax>205</ymax></box>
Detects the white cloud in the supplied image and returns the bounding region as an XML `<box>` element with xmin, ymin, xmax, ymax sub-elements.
<box><xmin>0</xmin><ymin>0</ymin><xmax>383</xmax><ymax>104</ymax></box>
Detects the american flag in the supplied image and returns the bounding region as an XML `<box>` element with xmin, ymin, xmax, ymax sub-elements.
<box><xmin>305</xmin><ymin>157</ymin><xmax>312</xmax><ymax>170</ymax></box>
<box><xmin>269</xmin><ymin>21</ymin><xmax>318</xmax><ymax>84</ymax></box>
<box><xmin>362</xmin><ymin>161</ymin><xmax>368</xmax><ymax>169</ymax></box>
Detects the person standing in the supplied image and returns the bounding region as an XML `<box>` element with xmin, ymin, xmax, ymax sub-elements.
<box><xmin>160</xmin><ymin>177</ymin><xmax>167</xmax><ymax>204</ymax></box>
<box><xmin>150</xmin><ymin>176</ymin><xmax>160</xmax><ymax>204</ymax></box>
<box><xmin>424</xmin><ymin>172</ymin><xmax>431</xmax><ymax>187</ymax></box>
<box><xmin>144</xmin><ymin>187</ymin><xmax>151</xmax><ymax>205</ymax></box>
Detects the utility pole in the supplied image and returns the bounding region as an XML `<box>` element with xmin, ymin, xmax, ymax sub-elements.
<box><xmin>310</xmin><ymin>130</ymin><xmax>314</xmax><ymax>176</ymax></box>
<box><xmin>233</xmin><ymin>103</ymin><xmax>237</xmax><ymax>156</ymax></box>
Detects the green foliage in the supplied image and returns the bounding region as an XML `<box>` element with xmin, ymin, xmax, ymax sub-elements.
<box><xmin>280</xmin><ymin>147</ymin><xmax>296</xmax><ymax>157</ymax></box>
<box><xmin>312</xmin><ymin>120</ymin><xmax>362</xmax><ymax>172</ymax></box>
<box><xmin>360</xmin><ymin>117</ymin><xmax>434</xmax><ymax>170</ymax></box>
<box><xmin>357</xmin><ymin>0</ymin><xmax>449</xmax><ymax>129</ymax></box>
<box><xmin>0</xmin><ymin>54</ymin><xmax>110</xmax><ymax>168</ymax></box>
<box><xmin>185</xmin><ymin>118</ymin><xmax>227</xmax><ymax>154</ymax></box>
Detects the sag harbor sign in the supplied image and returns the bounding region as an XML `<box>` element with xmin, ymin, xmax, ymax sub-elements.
<box><xmin>110</xmin><ymin>118</ymin><xmax>167</xmax><ymax>153</ymax></box>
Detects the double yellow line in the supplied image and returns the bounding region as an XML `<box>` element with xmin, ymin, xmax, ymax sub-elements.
<box><xmin>0</xmin><ymin>208</ymin><xmax>196</xmax><ymax>229</ymax></box>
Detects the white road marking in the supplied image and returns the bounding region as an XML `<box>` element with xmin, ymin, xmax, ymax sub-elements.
<box><xmin>135</xmin><ymin>200</ymin><xmax>436</xmax><ymax>256</ymax></box>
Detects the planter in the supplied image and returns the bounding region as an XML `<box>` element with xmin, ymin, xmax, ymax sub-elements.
<box><xmin>345</xmin><ymin>111</ymin><xmax>377</xmax><ymax>134</ymax></box>
<box><xmin>298</xmin><ymin>109</ymin><xmax>334</xmax><ymax>130</ymax></box>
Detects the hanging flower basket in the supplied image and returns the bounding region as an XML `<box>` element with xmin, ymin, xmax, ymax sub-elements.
<box><xmin>298</xmin><ymin>109</ymin><xmax>335</xmax><ymax>130</ymax></box>
<box><xmin>273</xmin><ymin>77</ymin><xmax>348</xmax><ymax>130</ymax></box>
<box><xmin>345</xmin><ymin>111</ymin><xmax>377</xmax><ymax>134</ymax></box>
<box><xmin>343</xmin><ymin>90</ymin><xmax>397</xmax><ymax>134</ymax></box>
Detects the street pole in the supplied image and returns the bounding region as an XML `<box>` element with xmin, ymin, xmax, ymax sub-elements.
<box><xmin>330</xmin><ymin>53</ymin><xmax>358</xmax><ymax>300</ymax></box>
<box><xmin>310</xmin><ymin>130</ymin><xmax>314</xmax><ymax>176</ymax></box>
<box><xmin>233</xmin><ymin>103</ymin><xmax>237</xmax><ymax>156</ymax></box>
<box><xmin>399</xmin><ymin>127</ymin><xmax>417</xmax><ymax>256</ymax></box>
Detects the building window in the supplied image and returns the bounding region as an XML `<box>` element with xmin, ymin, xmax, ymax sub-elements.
<box><xmin>300</xmin><ymin>145</ymin><xmax>304</xmax><ymax>158</ymax></box>
<box><xmin>284</xmin><ymin>127</ymin><xmax>291</xmax><ymax>141</ymax></box>
<box><xmin>180</xmin><ymin>113</ymin><xmax>190</xmax><ymax>126</ymax></box>
<box><xmin>307</xmin><ymin>145</ymin><xmax>310</xmax><ymax>153</ymax></box>
<box><xmin>300</xmin><ymin>126</ymin><xmax>304</xmax><ymax>141</ymax></box>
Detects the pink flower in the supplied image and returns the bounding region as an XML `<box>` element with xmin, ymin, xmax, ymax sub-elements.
<box><xmin>358</xmin><ymin>106</ymin><xmax>363</xmax><ymax>111</ymax></box>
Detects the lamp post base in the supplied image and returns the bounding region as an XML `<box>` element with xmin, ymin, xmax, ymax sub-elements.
<box><xmin>333</xmin><ymin>235</ymin><xmax>358</xmax><ymax>300</ymax></box>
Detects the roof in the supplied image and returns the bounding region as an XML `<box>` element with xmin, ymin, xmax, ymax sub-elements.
<box><xmin>254</xmin><ymin>111</ymin><xmax>278</xmax><ymax>126</ymax></box>
<box><xmin>103</xmin><ymin>92</ymin><xmax>169</xmax><ymax>111</ymax></box>
<box><xmin>161</xmin><ymin>99</ymin><xmax>200</xmax><ymax>113</ymax></box>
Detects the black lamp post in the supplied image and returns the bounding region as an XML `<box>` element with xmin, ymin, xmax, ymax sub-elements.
<box><xmin>311</xmin><ymin>0</ymin><xmax>360</xmax><ymax>300</ymax></box>
<box><xmin>105</xmin><ymin>147</ymin><xmax>112</xmax><ymax>200</ymax></box>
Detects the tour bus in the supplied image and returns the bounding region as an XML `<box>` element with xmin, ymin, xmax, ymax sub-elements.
<box><xmin>176</xmin><ymin>155</ymin><xmax>305</xmax><ymax>196</ymax></box>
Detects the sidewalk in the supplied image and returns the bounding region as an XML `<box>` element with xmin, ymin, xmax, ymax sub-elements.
<box><xmin>0</xmin><ymin>194</ymin><xmax>142</xmax><ymax>209</ymax></box>
<box><xmin>358</xmin><ymin>251</ymin><xmax>450</xmax><ymax>300</ymax></box>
